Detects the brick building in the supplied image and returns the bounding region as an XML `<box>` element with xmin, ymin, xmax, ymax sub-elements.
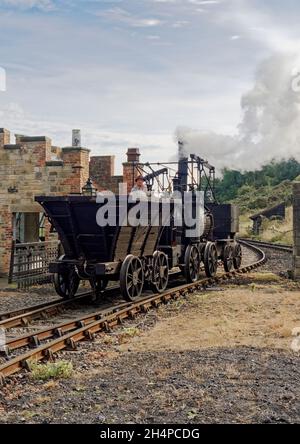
<box><xmin>90</xmin><ymin>148</ymin><xmax>142</xmax><ymax>194</ymax></box>
<box><xmin>0</xmin><ymin>128</ymin><xmax>142</xmax><ymax>276</ymax></box>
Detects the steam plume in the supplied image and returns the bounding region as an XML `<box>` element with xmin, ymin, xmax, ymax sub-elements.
<box><xmin>176</xmin><ymin>53</ymin><xmax>300</xmax><ymax>171</ymax></box>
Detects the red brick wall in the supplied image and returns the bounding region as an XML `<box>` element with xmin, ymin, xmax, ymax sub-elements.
<box><xmin>90</xmin><ymin>155</ymin><xmax>123</xmax><ymax>194</ymax></box>
<box><xmin>123</xmin><ymin>162</ymin><xmax>143</xmax><ymax>193</ymax></box>
<box><xmin>0</xmin><ymin>207</ymin><xmax>13</xmax><ymax>275</ymax></box>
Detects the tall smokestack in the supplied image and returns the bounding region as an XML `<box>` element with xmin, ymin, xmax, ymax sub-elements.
<box><xmin>177</xmin><ymin>141</ymin><xmax>188</xmax><ymax>193</ymax></box>
<box><xmin>178</xmin><ymin>140</ymin><xmax>185</xmax><ymax>160</ymax></box>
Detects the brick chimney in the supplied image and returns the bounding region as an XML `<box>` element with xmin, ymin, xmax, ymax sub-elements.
<box><xmin>126</xmin><ymin>148</ymin><xmax>140</xmax><ymax>163</ymax></box>
<box><xmin>123</xmin><ymin>147</ymin><xmax>142</xmax><ymax>193</ymax></box>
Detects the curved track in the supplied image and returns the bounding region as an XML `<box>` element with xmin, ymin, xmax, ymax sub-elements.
<box><xmin>239</xmin><ymin>238</ymin><xmax>293</xmax><ymax>253</ymax></box>
<box><xmin>0</xmin><ymin>241</ymin><xmax>266</xmax><ymax>385</ymax></box>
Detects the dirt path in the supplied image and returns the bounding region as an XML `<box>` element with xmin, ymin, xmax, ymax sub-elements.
<box><xmin>122</xmin><ymin>281</ymin><xmax>300</xmax><ymax>353</ymax></box>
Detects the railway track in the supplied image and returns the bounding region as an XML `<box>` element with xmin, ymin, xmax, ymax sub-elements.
<box><xmin>0</xmin><ymin>291</ymin><xmax>95</xmax><ymax>329</ymax></box>
<box><xmin>239</xmin><ymin>238</ymin><xmax>293</xmax><ymax>253</ymax></box>
<box><xmin>0</xmin><ymin>240</ymin><xmax>266</xmax><ymax>385</ymax></box>
<box><xmin>0</xmin><ymin>271</ymin><xmax>182</xmax><ymax>329</ymax></box>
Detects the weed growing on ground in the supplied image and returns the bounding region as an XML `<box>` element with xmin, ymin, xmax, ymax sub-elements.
<box><xmin>29</xmin><ymin>360</ymin><xmax>73</xmax><ymax>381</ymax></box>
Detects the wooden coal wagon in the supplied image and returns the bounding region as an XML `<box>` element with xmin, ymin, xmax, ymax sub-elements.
<box><xmin>35</xmin><ymin>195</ymin><xmax>179</xmax><ymax>301</ymax></box>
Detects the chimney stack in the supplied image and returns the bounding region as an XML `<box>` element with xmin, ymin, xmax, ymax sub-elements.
<box><xmin>126</xmin><ymin>148</ymin><xmax>140</xmax><ymax>163</ymax></box>
<box><xmin>72</xmin><ymin>129</ymin><xmax>81</xmax><ymax>148</ymax></box>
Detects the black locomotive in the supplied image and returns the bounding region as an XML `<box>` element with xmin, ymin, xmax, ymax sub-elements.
<box><xmin>36</xmin><ymin>152</ymin><xmax>241</xmax><ymax>302</ymax></box>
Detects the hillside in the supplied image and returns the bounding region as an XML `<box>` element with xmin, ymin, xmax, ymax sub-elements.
<box><xmin>239</xmin><ymin>206</ymin><xmax>293</xmax><ymax>244</ymax></box>
<box><xmin>214</xmin><ymin>158</ymin><xmax>297</xmax><ymax>244</ymax></box>
<box><xmin>215</xmin><ymin>158</ymin><xmax>299</xmax><ymax>213</ymax></box>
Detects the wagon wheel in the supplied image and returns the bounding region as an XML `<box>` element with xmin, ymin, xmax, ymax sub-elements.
<box><xmin>184</xmin><ymin>245</ymin><xmax>201</xmax><ymax>283</ymax></box>
<box><xmin>54</xmin><ymin>258</ymin><xmax>80</xmax><ymax>299</ymax></box>
<box><xmin>223</xmin><ymin>244</ymin><xmax>234</xmax><ymax>272</ymax></box>
<box><xmin>151</xmin><ymin>251</ymin><xmax>169</xmax><ymax>293</ymax></box>
<box><xmin>120</xmin><ymin>255</ymin><xmax>144</xmax><ymax>302</ymax></box>
<box><xmin>204</xmin><ymin>242</ymin><xmax>218</xmax><ymax>278</ymax></box>
<box><xmin>233</xmin><ymin>243</ymin><xmax>242</xmax><ymax>269</ymax></box>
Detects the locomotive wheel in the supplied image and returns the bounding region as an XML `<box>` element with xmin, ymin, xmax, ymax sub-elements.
<box><xmin>223</xmin><ymin>244</ymin><xmax>234</xmax><ymax>273</ymax></box>
<box><xmin>151</xmin><ymin>251</ymin><xmax>169</xmax><ymax>293</ymax></box>
<box><xmin>120</xmin><ymin>255</ymin><xmax>144</xmax><ymax>302</ymax></box>
<box><xmin>204</xmin><ymin>242</ymin><xmax>218</xmax><ymax>278</ymax></box>
<box><xmin>233</xmin><ymin>243</ymin><xmax>242</xmax><ymax>269</ymax></box>
<box><xmin>54</xmin><ymin>259</ymin><xmax>80</xmax><ymax>299</ymax></box>
<box><xmin>184</xmin><ymin>245</ymin><xmax>201</xmax><ymax>283</ymax></box>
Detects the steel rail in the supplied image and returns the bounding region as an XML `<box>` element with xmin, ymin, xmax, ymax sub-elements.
<box><xmin>0</xmin><ymin>291</ymin><xmax>95</xmax><ymax>329</ymax></box>
<box><xmin>0</xmin><ymin>297</ymin><xmax>70</xmax><ymax>322</ymax></box>
<box><xmin>2</xmin><ymin>299</ymin><xmax>144</xmax><ymax>354</ymax></box>
<box><xmin>0</xmin><ymin>241</ymin><xmax>266</xmax><ymax>385</ymax></box>
<box><xmin>238</xmin><ymin>238</ymin><xmax>293</xmax><ymax>253</ymax></box>
<box><xmin>0</xmin><ymin>272</ymin><xmax>183</xmax><ymax>329</ymax></box>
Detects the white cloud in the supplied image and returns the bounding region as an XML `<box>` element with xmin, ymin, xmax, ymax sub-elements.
<box><xmin>0</xmin><ymin>101</ymin><xmax>173</xmax><ymax>171</ymax></box>
<box><xmin>172</xmin><ymin>20</ymin><xmax>189</xmax><ymax>28</ymax></box>
<box><xmin>218</xmin><ymin>0</ymin><xmax>300</xmax><ymax>53</ymax></box>
<box><xmin>188</xmin><ymin>0</ymin><xmax>220</xmax><ymax>5</ymax></box>
<box><xmin>0</xmin><ymin>0</ymin><xmax>55</xmax><ymax>11</ymax></box>
<box><xmin>94</xmin><ymin>6</ymin><xmax>164</xmax><ymax>28</ymax></box>
<box><xmin>146</xmin><ymin>34</ymin><xmax>161</xmax><ymax>40</ymax></box>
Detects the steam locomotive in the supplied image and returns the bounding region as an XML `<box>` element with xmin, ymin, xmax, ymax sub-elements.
<box><xmin>36</xmin><ymin>151</ymin><xmax>241</xmax><ymax>302</ymax></box>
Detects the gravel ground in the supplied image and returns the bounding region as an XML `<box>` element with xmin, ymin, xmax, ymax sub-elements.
<box><xmin>257</xmin><ymin>248</ymin><xmax>292</xmax><ymax>277</ymax></box>
<box><xmin>0</xmin><ymin>285</ymin><xmax>59</xmax><ymax>314</ymax></box>
<box><xmin>0</xmin><ymin>347</ymin><xmax>299</xmax><ymax>424</ymax></box>
<box><xmin>1</xmin><ymin>274</ymin><xmax>300</xmax><ymax>424</ymax></box>
<box><xmin>0</xmin><ymin>244</ymin><xmax>299</xmax><ymax>424</ymax></box>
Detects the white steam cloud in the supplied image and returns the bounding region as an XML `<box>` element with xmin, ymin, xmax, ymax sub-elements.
<box><xmin>176</xmin><ymin>53</ymin><xmax>300</xmax><ymax>171</ymax></box>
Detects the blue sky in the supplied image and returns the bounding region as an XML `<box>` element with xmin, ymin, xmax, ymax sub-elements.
<box><xmin>0</xmin><ymin>0</ymin><xmax>300</xmax><ymax>171</ymax></box>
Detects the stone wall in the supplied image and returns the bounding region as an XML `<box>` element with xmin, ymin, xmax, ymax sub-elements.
<box><xmin>0</xmin><ymin>128</ymin><xmax>90</xmax><ymax>275</ymax></box>
<box><xmin>0</xmin><ymin>127</ymin><xmax>144</xmax><ymax>276</ymax></box>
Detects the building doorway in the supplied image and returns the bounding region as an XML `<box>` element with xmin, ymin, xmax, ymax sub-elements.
<box><xmin>13</xmin><ymin>212</ymin><xmax>45</xmax><ymax>243</ymax></box>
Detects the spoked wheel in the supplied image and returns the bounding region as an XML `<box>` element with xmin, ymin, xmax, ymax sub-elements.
<box><xmin>184</xmin><ymin>245</ymin><xmax>201</xmax><ymax>283</ymax></box>
<box><xmin>54</xmin><ymin>257</ymin><xmax>80</xmax><ymax>299</ymax></box>
<box><xmin>233</xmin><ymin>243</ymin><xmax>242</xmax><ymax>269</ymax></box>
<box><xmin>120</xmin><ymin>255</ymin><xmax>144</xmax><ymax>302</ymax></box>
<box><xmin>223</xmin><ymin>244</ymin><xmax>234</xmax><ymax>272</ymax></box>
<box><xmin>151</xmin><ymin>251</ymin><xmax>169</xmax><ymax>293</ymax></box>
<box><xmin>204</xmin><ymin>242</ymin><xmax>218</xmax><ymax>278</ymax></box>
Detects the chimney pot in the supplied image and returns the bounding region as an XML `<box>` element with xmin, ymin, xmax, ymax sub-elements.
<box><xmin>126</xmin><ymin>148</ymin><xmax>140</xmax><ymax>163</ymax></box>
<box><xmin>72</xmin><ymin>129</ymin><xmax>81</xmax><ymax>147</ymax></box>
